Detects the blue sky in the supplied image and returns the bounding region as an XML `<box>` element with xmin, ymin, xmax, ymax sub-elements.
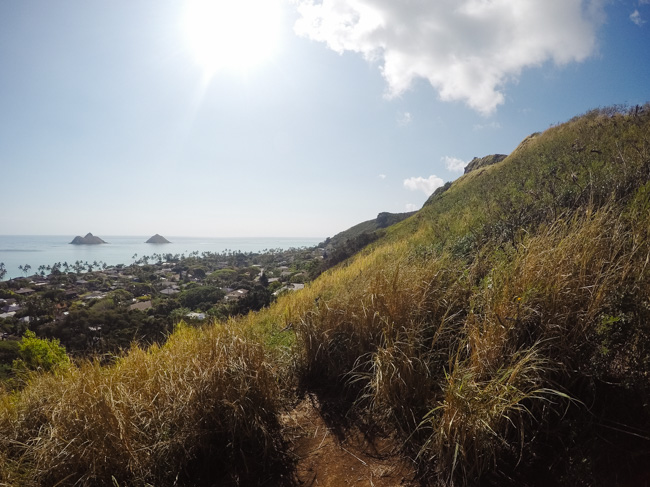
<box><xmin>1</xmin><ymin>0</ymin><xmax>649</xmax><ymax>238</ymax></box>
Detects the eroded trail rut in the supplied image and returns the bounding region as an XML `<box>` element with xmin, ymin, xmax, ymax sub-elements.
<box><xmin>280</xmin><ymin>394</ymin><xmax>418</xmax><ymax>486</ymax></box>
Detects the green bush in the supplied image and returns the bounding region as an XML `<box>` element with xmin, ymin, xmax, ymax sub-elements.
<box><xmin>12</xmin><ymin>330</ymin><xmax>70</xmax><ymax>375</ymax></box>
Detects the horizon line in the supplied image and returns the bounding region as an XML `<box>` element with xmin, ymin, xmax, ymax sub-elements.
<box><xmin>0</xmin><ymin>234</ymin><xmax>326</xmax><ymax>239</ymax></box>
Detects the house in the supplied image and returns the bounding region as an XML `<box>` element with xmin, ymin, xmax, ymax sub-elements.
<box><xmin>53</xmin><ymin>303</ymin><xmax>68</xmax><ymax>319</ymax></box>
<box><xmin>83</xmin><ymin>292</ymin><xmax>106</xmax><ymax>300</ymax></box>
<box><xmin>129</xmin><ymin>301</ymin><xmax>152</xmax><ymax>311</ymax></box>
<box><xmin>273</xmin><ymin>283</ymin><xmax>305</xmax><ymax>296</ymax></box>
<box><xmin>14</xmin><ymin>288</ymin><xmax>36</xmax><ymax>296</ymax></box>
<box><xmin>186</xmin><ymin>312</ymin><xmax>206</xmax><ymax>320</ymax></box>
<box><xmin>225</xmin><ymin>289</ymin><xmax>249</xmax><ymax>301</ymax></box>
<box><xmin>65</xmin><ymin>289</ymin><xmax>79</xmax><ymax>299</ymax></box>
<box><xmin>159</xmin><ymin>288</ymin><xmax>179</xmax><ymax>296</ymax></box>
<box><xmin>1</xmin><ymin>304</ymin><xmax>21</xmax><ymax>314</ymax></box>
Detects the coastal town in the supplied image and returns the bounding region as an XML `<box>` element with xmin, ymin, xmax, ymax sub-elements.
<box><xmin>0</xmin><ymin>242</ymin><xmax>325</xmax><ymax>378</ymax></box>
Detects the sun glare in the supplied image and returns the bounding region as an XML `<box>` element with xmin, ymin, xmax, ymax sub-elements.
<box><xmin>183</xmin><ymin>0</ymin><xmax>283</xmax><ymax>75</ymax></box>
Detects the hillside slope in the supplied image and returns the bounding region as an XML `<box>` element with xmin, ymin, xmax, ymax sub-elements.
<box><xmin>285</xmin><ymin>104</ymin><xmax>650</xmax><ymax>485</ymax></box>
<box><xmin>1</xmin><ymin>105</ymin><xmax>649</xmax><ymax>486</ymax></box>
<box><xmin>326</xmin><ymin>211</ymin><xmax>417</xmax><ymax>248</ymax></box>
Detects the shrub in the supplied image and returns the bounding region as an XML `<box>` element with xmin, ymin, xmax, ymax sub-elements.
<box><xmin>12</xmin><ymin>330</ymin><xmax>70</xmax><ymax>376</ymax></box>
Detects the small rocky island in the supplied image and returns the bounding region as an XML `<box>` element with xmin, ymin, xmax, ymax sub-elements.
<box><xmin>70</xmin><ymin>233</ymin><xmax>107</xmax><ymax>245</ymax></box>
<box><xmin>145</xmin><ymin>234</ymin><xmax>171</xmax><ymax>244</ymax></box>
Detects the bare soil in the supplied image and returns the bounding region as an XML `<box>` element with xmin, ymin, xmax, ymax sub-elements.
<box><xmin>280</xmin><ymin>393</ymin><xmax>419</xmax><ymax>487</ymax></box>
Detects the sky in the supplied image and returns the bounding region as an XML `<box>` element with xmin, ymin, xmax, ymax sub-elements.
<box><xmin>1</xmin><ymin>0</ymin><xmax>649</xmax><ymax>238</ymax></box>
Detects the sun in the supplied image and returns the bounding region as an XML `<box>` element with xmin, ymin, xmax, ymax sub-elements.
<box><xmin>183</xmin><ymin>0</ymin><xmax>283</xmax><ymax>75</ymax></box>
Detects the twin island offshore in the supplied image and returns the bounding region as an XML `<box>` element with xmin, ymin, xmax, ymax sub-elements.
<box><xmin>69</xmin><ymin>233</ymin><xmax>170</xmax><ymax>244</ymax></box>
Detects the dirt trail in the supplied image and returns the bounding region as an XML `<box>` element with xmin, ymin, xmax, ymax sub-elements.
<box><xmin>281</xmin><ymin>393</ymin><xmax>418</xmax><ymax>487</ymax></box>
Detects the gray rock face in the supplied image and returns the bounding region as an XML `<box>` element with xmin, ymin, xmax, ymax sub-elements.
<box><xmin>70</xmin><ymin>233</ymin><xmax>107</xmax><ymax>245</ymax></box>
<box><xmin>146</xmin><ymin>234</ymin><xmax>171</xmax><ymax>244</ymax></box>
<box><xmin>463</xmin><ymin>154</ymin><xmax>508</xmax><ymax>174</ymax></box>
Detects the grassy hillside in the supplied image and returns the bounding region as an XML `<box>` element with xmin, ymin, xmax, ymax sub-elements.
<box><xmin>326</xmin><ymin>211</ymin><xmax>417</xmax><ymax>248</ymax></box>
<box><xmin>315</xmin><ymin>211</ymin><xmax>417</xmax><ymax>276</ymax></box>
<box><xmin>1</xmin><ymin>104</ymin><xmax>649</xmax><ymax>486</ymax></box>
<box><xmin>289</xmin><ymin>105</ymin><xmax>650</xmax><ymax>484</ymax></box>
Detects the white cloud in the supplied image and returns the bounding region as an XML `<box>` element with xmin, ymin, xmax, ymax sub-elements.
<box><xmin>295</xmin><ymin>0</ymin><xmax>605</xmax><ymax>114</ymax></box>
<box><xmin>473</xmin><ymin>121</ymin><xmax>502</xmax><ymax>131</ymax></box>
<box><xmin>443</xmin><ymin>156</ymin><xmax>468</xmax><ymax>173</ymax></box>
<box><xmin>378</xmin><ymin>173</ymin><xmax>387</xmax><ymax>179</ymax></box>
<box><xmin>397</xmin><ymin>111</ymin><xmax>412</xmax><ymax>126</ymax></box>
<box><xmin>404</xmin><ymin>175</ymin><xmax>445</xmax><ymax>196</ymax></box>
<box><xmin>630</xmin><ymin>9</ymin><xmax>645</xmax><ymax>25</ymax></box>
<box><xmin>405</xmin><ymin>203</ymin><xmax>419</xmax><ymax>211</ymax></box>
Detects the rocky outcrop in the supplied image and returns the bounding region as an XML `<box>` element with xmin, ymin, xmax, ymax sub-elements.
<box><xmin>146</xmin><ymin>234</ymin><xmax>171</xmax><ymax>244</ymax></box>
<box><xmin>463</xmin><ymin>154</ymin><xmax>508</xmax><ymax>174</ymax></box>
<box><xmin>70</xmin><ymin>233</ymin><xmax>107</xmax><ymax>245</ymax></box>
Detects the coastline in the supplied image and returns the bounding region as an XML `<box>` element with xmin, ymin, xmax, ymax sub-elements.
<box><xmin>0</xmin><ymin>235</ymin><xmax>324</xmax><ymax>281</ymax></box>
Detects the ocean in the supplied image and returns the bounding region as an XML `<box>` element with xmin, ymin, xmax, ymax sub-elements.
<box><xmin>0</xmin><ymin>235</ymin><xmax>324</xmax><ymax>281</ymax></box>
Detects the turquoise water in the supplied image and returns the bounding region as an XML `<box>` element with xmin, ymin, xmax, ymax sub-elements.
<box><xmin>0</xmin><ymin>235</ymin><xmax>323</xmax><ymax>280</ymax></box>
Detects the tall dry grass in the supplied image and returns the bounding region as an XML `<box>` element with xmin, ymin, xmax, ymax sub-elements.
<box><xmin>292</xmin><ymin>195</ymin><xmax>650</xmax><ymax>485</ymax></box>
<box><xmin>403</xmin><ymin>203</ymin><xmax>648</xmax><ymax>484</ymax></box>
<box><xmin>0</xmin><ymin>322</ymin><xmax>285</xmax><ymax>486</ymax></box>
<box><xmin>293</xmin><ymin>241</ymin><xmax>468</xmax><ymax>392</ymax></box>
<box><xmin>286</xmin><ymin>107</ymin><xmax>650</xmax><ymax>483</ymax></box>
<box><xmin>420</xmin><ymin>344</ymin><xmax>561</xmax><ymax>485</ymax></box>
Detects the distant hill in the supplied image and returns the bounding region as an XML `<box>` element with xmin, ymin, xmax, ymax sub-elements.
<box><xmin>146</xmin><ymin>234</ymin><xmax>171</xmax><ymax>244</ymax></box>
<box><xmin>69</xmin><ymin>233</ymin><xmax>106</xmax><ymax>245</ymax></box>
<box><xmin>325</xmin><ymin>211</ymin><xmax>416</xmax><ymax>249</ymax></box>
<box><xmin>316</xmin><ymin>211</ymin><xmax>416</xmax><ymax>273</ymax></box>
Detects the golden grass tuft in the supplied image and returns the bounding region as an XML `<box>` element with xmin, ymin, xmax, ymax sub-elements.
<box><xmin>293</xmin><ymin>241</ymin><xmax>468</xmax><ymax>390</ymax></box>
<box><xmin>419</xmin><ymin>345</ymin><xmax>560</xmax><ymax>485</ymax></box>
<box><xmin>0</xmin><ymin>322</ymin><xmax>285</xmax><ymax>486</ymax></box>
